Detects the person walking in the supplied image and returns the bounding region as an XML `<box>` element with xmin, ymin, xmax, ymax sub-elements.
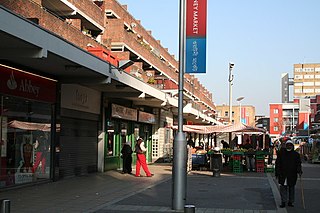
<box><xmin>135</xmin><ymin>137</ymin><xmax>153</xmax><ymax>177</ymax></box>
<box><xmin>121</xmin><ymin>141</ymin><xmax>133</xmax><ymax>174</ymax></box>
<box><xmin>275</xmin><ymin>140</ymin><xmax>303</xmax><ymax>208</ymax></box>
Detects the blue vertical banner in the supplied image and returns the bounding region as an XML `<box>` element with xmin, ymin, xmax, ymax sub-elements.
<box><xmin>186</xmin><ymin>0</ymin><xmax>207</xmax><ymax>73</ymax></box>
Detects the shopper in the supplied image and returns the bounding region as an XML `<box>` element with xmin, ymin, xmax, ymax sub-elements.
<box><xmin>121</xmin><ymin>141</ymin><xmax>133</xmax><ymax>174</ymax></box>
<box><xmin>275</xmin><ymin>140</ymin><xmax>302</xmax><ymax>208</ymax></box>
<box><xmin>135</xmin><ymin>137</ymin><xmax>153</xmax><ymax>177</ymax></box>
<box><xmin>243</xmin><ymin>139</ymin><xmax>255</xmax><ymax>172</ymax></box>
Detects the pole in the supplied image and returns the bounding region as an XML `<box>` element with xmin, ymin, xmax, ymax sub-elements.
<box><xmin>239</xmin><ymin>102</ymin><xmax>241</xmax><ymax>124</ymax></box>
<box><xmin>292</xmin><ymin>107</ymin><xmax>295</xmax><ymax>133</ymax></box>
<box><xmin>300</xmin><ymin>175</ymin><xmax>306</xmax><ymax>209</ymax></box>
<box><xmin>228</xmin><ymin>64</ymin><xmax>234</xmax><ymax>146</ymax></box>
<box><xmin>172</xmin><ymin>0</ymin><xmax>187</xmax><ymax>210</ymax></box>
<box><xmin>228</xmin><ymin>64</ymin><xmax>233</xmax><ymax>123</ymax></box>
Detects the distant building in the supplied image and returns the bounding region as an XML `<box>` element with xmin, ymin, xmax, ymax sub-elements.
<box><xmin>281</xmin><ymin>73</ymin><xmax>294</xmax><ymax>103</ymax></box>
<box><xmin>216</xmin><ymin>105</ymin><xmax>256</xmax><ymax>126</ymax></box>
<box><xmin>255</xmin><ymin>116</ymin><xmax>270</xmax><ymax>132</ymax></box>
<box><xmin>293</xmin><ymin>63</ymin><xmax>320</xmax><ymax>98</ymax></box>
<box><xmin>269</xmin><ymin>103</ymin><xmax>299</xmax><ymax>139</ymax></box>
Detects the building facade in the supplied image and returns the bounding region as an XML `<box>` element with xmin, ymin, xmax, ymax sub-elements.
<box><xmin>0</xmin><ymin>0</ymin><xmax>217</xmax><ymax>189</ymax></box>
<box><xmin>293</xmin><ymin>63</ymin><xmax>320</xmax><ymax>98</ymax></box>
<box><xmin>215</xmin><ymin>105</ymin><xmax>256</xmax><ymax>126</ymax></box>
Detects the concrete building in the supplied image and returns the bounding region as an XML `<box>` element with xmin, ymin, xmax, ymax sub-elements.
<box><xmin>293</xmin><ymin>63</ymin><xmax>320</xmax><ymax>98</ymax></box>
<box><xmin>269</xmin><ymin>103</ymin><xmax>299</xmax><ymax>139</ymax></box>
<box><xmin>281</xmin><ymin>73</ymin><xmax>294</xmax><ymax>103</ymax></box>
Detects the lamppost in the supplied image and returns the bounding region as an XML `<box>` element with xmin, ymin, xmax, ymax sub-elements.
<box><xmin>228</xmin><ymin>62</ymin><xmax>235</xmax><ymax>124</ymax></box>
<box><xmin>236</xmin><ymin>96</ymin><xmax>245</xmax><ymax>124</ymax></box>
<box><xmin>306</xmin><ymin>105</ymin><xmax>311</xmax><ymax>139</ymax></box>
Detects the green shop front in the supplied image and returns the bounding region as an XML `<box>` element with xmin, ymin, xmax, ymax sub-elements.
<box><xmin>104</xmin><ymin>103</ymin><xmax>155</xmax><ymax>171</ymax></box>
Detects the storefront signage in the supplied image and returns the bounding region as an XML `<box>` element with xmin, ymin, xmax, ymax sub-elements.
<box><xmin>111</xmin><ymin>104</ymin><xmax>137</xmax><ymax>121</ymax></box>
<box><xmin>138</xmin><ymin>111</ymin><xmax>156</xmax><ymax>124</ymax></box>
<box><xmin>186</xmin><ymin>0</ymin><xmax>207</xmax><ymax>73</ymax></box>
<box><xmin>0</xmin><ymin>64</ymin><xmax>56</xmax><ymax>102</ymax></box>
<box><xmin>61</xmin><ymin>84</ymin><xmax>101</xmax><ymax>114</ymax></box>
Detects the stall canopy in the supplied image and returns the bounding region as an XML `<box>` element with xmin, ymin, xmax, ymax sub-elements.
<box><xmin>8</xmin><ymin>120</ymin><xmax>60</xmax><ymax>132</ymax></box>
<box><xmin>170</xmin><ymin>123</ymin><xmax>266</xmax><ymax>134</ymax></box>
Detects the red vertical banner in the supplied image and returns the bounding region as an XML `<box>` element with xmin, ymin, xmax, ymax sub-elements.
<box><xmin>186</xmin><ymin>0</ymin><xmax>207</xmax><ymax>73</ymax></box>
<box><xmin>186</xmin><ymin>0</ymin><xmax>207</xmax><ymax>37</ymax></box>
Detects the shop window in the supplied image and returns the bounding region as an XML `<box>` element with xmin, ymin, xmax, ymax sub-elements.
<box><xmin>0</xmin><ymin>96</ymin><xmax>52</xmax><ymax>188</ymax></box>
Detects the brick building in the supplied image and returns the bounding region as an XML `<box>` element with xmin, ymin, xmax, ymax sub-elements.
<box><xmin>0</xmin><ymin>0</ymin><xmax>217</xmax><ymax>188</ymax></box>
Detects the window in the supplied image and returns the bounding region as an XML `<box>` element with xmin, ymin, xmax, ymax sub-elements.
<box><xmin>224</xmin><ymin>111</ymin><xmax>228</xmax><ymax>117</ymax></box>
<box><xmin>304</xmin><ymin>75</ymin><xmax>314</xmax><ymax>79</ymax></box>
<box><xmin>1</xmin><ymin>95</ymin><xmax>53</xmax><ymax>187</ymax></box>
<box><xmin>274</xmin><ymin>126</ymin><xmax>279</xmax><ymax>131</ymax></box>
<box><xmin>274</xmin><ymin>117</ymin><xmax>278</xmax><ymax>122</ymax></box>
<box><xmin>274</xmin><ymin>109</ymin><xmax>279</xmax><ymax>114</ymax></box>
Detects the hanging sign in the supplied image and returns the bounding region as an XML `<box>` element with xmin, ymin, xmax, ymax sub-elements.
<box><xmin>186</xmin><ymin>0</ymin><xmax>207</xmax><ymax>73</ymax></box>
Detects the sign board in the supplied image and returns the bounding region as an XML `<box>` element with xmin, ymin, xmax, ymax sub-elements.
<box><xmin>0</xmin><ymin>64</ymin><xmax>56</xmax><ymax>103</ymax></box>
<box><xmin>111</xmin><ymin>104</ymin><xmax>138</xmax><ymax>121</ymax></box>
<box><xmin>186</xmin><ymin>0</ymin><xmax>207</xmax><ymax>73</ymax></box>
<box><xmin>138</xmin><ymin>111</ymin><xmax>156</xmax><ymax>124</ymax></box>
<box><xmin>61</xmin><ymin>84</ymin><xmax>101</xmax><ymax>114</ymax></box>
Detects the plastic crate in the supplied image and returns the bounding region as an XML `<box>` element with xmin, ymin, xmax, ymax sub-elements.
<box><xmin>233</xmin><ymin>155</ymin><xmax>242</xmax><ymax>161</ymax></box>
<box><xmin>264</xmin><ymin>165</ymin><xmax>275</xmax><ymax>173</ymax></box>
<box><xmin>256</xmin><ymin>167</ymin><xmax>264</xmax><ymax>173</ymax></box>
<box><xmin>256</xmin><ymin>162</ymin><xmax>265</xmax><ymax>167</ymax></box>
<box><xmin>264</xmin><ymin>167</ymin><xmax>275</xmax><ymax>173</ymax></box>
<box><xmin>255</xmin><ymin>159</ymin><xmax>265</xmax><ymax>164</ymax></box>
<box><xmin>255</xmin><ymin>155</ymin><xmax>265</xmax><ymax>160</ymax></box>
<box><xmin>232</xmin><ymin>152</ymin><xmax>244</xmax><ymax>156</ymax></box>
<box><xmin>233</xmin><ymin>167</ymin><xmax>243</xmax><ymax>173</ymax></box>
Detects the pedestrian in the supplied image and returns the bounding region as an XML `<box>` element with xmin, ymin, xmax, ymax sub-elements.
<box><xmin>221</xmin><ymin>140</ymin><xmax>229</xmax><ymax>149</ymax></box>
<box><xmin>121</xmin><ymin>141</ymin><xmax>133</xmax><ymax>174</ymax></box>
<box><xmin>221</xmin><ymin>140</ymin><xmax>230</xmax><ymax>165</ymax></box>
<box><xmin>243</xmin><ymin>139</ymin><xmax>255</xmax><ymax>172</ymax></box>
<box><xmin>135</xmin><ymin>137</ymin><xmax>153</xmax><ymax>177</ymax></box>
<box><xmin>275</xmin><ymin>140</ymin><xmax>303</xmax><ymax>208</ymax></box>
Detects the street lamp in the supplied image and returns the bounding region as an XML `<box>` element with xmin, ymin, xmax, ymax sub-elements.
<box><xmin>236</xmin><ymin>96</ymin><xmax>245</xmax><ymax>124</ymax></box>
<box><xmin>228</xmin><ymin>62</ymin><xmax>235</xmax><ymax>124</ymax></box>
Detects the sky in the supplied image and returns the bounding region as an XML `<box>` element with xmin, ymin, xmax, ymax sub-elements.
<box><xmin>118</xmin><ymin>0</ymin><xmax>320</xmax><ymax>115</ymax></box>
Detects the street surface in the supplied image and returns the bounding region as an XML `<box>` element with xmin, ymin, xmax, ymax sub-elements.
<box><xmin>0</xmin><ymin>162</ymin><xmax>319</xmax><ymax>213</ymax></box>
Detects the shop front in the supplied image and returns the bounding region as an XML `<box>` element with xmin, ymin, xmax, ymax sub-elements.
<box><xmin>59</xmin><ymin>84</ymin><xmax>101</xmax><ymax>178</ymax></box>
<box><xmin>0</xmin><ymin>64</ymin><xmax>57</xmax><ymax>188</ymax></box>
<box><xmin>104</xmin><ymin>103</ymin><xmax>155</xmax><ymax>171</ymax></box>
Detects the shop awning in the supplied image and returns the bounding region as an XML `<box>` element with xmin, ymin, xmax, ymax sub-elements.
<box><xmin>8</xmin><ymin>120</ymin><xmax>60</xmax><ymax>132</ymax></box>
<box><xmin>170</xmin><ymin>123</ymin><xmax>266</xmax><ymax>134</ymax></box>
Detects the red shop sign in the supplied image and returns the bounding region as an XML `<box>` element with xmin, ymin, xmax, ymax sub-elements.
<box><xmin>0</xmin><ymin>64</ymin><xmax>56</xmax><ymax>103</ymax></box>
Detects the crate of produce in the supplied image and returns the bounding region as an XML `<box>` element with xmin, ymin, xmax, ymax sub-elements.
<box><xmin>232</xmin><ymin>155</ymin><xmax>242</xmax><ymax>161</ymax></box>
<box><xmin>232</xmin><ymin>151</ymin><xmax>244</xmax><ymax>156</ymax></box>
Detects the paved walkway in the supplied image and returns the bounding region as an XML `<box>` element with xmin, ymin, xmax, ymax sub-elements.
<box><xmin>1</xmin><ymin>163</ymin><xmax>318</xmax><ymax>213</ymax></box>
